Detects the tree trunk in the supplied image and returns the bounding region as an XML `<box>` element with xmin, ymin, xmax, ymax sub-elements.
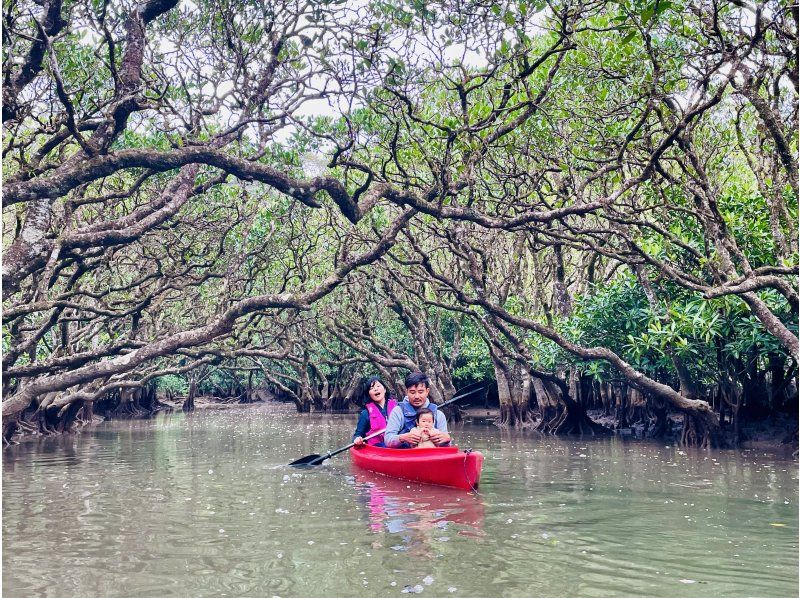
<box><xmin>682</xmin><ymin>408</ymin><xmax>724</xmax><ymax>449</ymax></box>
<box><xmin>296</xmin><ymin>392</ymin><xmax>312</xmax><ymax>413</ymax></box>
<box><xmin>720</xmin><ymin>373</ymin><xmax>743</xmax><ymax>446</ymax></box>
<box><xmin>614</xmin><ymin>384</ymin><xmax>629</xmax><ymax>429</ymax></box>
<box><xmin>319</xmin><ymin>375</ymin><xmax>331</xmax><ymax>409</ymax></box>
<box><xmin>79</xmin><ymin>399</ymin><xmax>97</xmax><ymax>424</ymax></box>
<box><xmin>645</xmin><ymin>393</ymin><xmax>669</xmax><ymax>438</ymax></box>
<box><xmin>493</xmin><ymin>358</ymin><xmax>534</xmax><ymax>427</ymax></box>
<box><xmin>332</xmin><ymin>374</ymin><xmax>359</xmax><ymax>411</ymax></box>
<box><xmin>600</xmin><ymin>382</ymin><xmax>613</xmax><ymax>416</ymax></box>
<box><xmin>533</xmin><ymin>377</ymin><xmax>610</xmax><ymax>436</ymax></box>
<box><xmin>3</xmin><ymin>415</ymin><xmax>20</xmax><ymax>445</ymax></box>
<box><xmin>183</xmin><ymin>378</ymin><xmax>197</xmax><ymax>413</ymax></box>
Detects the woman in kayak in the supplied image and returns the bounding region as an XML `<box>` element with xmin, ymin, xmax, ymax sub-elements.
<box><xmin>352</xmin><ymin>376</ymin><xmax>398</xmax><ymax>447</ymax></box>
<box><xmin>409</xmin><ymin>408</ymin><xmax>437</xmax><ymax>449</ymax></box>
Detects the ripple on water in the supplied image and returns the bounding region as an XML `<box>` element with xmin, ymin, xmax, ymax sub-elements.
<box><xmin>3</xmin><ymin>405</ymin><xmax>797</xmax><ymax>597</ymax></box>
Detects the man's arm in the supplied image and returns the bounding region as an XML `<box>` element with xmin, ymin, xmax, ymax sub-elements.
<box><xmin>383</xmin><ymin>408</ymin><xmax>405</xmax><ymax>447</ymax></box>
<box><xmin>429</xmin><ymin>411</ymin><xmax>451</xmax><ymax>446</ymax></box>
<box><xmin>434</xmin><ymin>411</ymin><xmax>449</xmax><ymax>433</ymax></box>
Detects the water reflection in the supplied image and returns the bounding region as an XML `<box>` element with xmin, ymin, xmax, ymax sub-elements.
<box><xmin>351</xmin><ymin>470</ymin><xmax>485</xmax><ymax>556</ymax></box>
<box><xmin>3</xmin><ymin>404</ymin><xmax>797</xmax><ymax>597</ymax></box>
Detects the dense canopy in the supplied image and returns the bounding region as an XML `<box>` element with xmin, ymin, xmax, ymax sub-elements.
<box><xmin>3</xmin><ymin>0</ymin><xmax>797</xmax><ymax>447</ymax></box>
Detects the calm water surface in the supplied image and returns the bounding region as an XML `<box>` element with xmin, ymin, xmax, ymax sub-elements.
<box><xmin>3</xmin><ymin>403</ymin><xmax>797</xmax><ymax>597</ymax></box>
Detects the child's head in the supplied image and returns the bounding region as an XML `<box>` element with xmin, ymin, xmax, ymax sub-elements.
<box><xmin>415</xmin><ymin>408</ymin><xmax>434</xmax><ymax>429</ymax></box>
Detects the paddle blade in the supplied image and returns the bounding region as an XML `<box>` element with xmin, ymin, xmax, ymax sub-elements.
<box><xmin>288</xmin><ymin>454</ymin><xmax>324</xmax><ymax>467</ymax></box>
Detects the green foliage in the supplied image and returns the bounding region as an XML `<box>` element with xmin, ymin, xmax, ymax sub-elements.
<box><xmin>155</xmin><ymin>375</ymin><xmax>188</xmax><ymax>395</ymax></box>
<box><xmin>558</xmin><ymin>273</ymin><xmax>796</xmax><ymax>386</ymax></box>
<box><xmin>3</xmin><ymin>0</ymin><xmax>794</xmax><ymax>416</ymax></box>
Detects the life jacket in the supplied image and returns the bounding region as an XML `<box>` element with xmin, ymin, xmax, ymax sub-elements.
<box><xmin>398</xmin><ymin>399</ymin><xmax>438</xmax><ymax>435</ymax></box>
<box><xmin>365</xmin><ymin>399</ymin><xmax>397</xmax><ymax>446</ymax></box>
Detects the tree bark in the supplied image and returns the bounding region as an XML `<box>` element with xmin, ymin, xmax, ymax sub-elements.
<box><xmin>493</xmin><ymin>358</ymin><xmax>535</xmax><ymax>427</ymax></box>
<box><xmin>533</xmin><ymin>376</ymin><xmax>610</xmax><ymax>436</ymax></box>
<box><xmin>183</xmin><ymin>378</ymin><xmax>197</xmax><ymax>413</ymax></box>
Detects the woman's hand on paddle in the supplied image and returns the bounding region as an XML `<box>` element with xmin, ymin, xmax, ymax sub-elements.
<box><xmin>353</xmin><ymin>436</ymin><xmax>364</xmax><ymax>446</ymax></box>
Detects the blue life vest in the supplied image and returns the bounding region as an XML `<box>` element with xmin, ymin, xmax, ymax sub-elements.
<box><xmin>399</xmin><ymin>400</ymin><xmax>439</xmax><ymax>434</ymax></box>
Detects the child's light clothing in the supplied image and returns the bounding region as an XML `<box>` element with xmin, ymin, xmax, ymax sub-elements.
<box><xmin>410</xmin><ymin>426</ymin><xmax>436</xmax><ymax>448</ymax></box>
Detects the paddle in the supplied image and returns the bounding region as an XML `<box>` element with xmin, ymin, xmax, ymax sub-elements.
<box><xmin>288</xmin><ymin>385</ymin><xmax>485</xmax><ymax>467</ymax></box>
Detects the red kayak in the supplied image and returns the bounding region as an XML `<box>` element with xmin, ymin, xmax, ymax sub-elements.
<box><xmin>350</xmin><ymin>444</ymin><xmax>484</xmax><ymax>491</ymax></box>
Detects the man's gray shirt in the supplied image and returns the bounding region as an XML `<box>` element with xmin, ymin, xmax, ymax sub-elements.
<box><xmin>383</xmin><ymin>398</ymin><xmax>449</xmax><ymax>448</ymax></box>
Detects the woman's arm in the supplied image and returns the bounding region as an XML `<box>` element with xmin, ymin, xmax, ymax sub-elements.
<box><xmin>352</xmin><ymin>409</ymin><xmax>370</xmax><ymax>442</ymax></box>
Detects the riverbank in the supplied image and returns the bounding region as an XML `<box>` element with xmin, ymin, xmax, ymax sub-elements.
<box><xmin>460</xmin><ymin>406</ymin><xmax>797</xmax><ymax>455</ymax></box>
<box><xmin>589</xmin><ymin>409</ymin><xmax>798</xmax><ymax>455</ymax></box>
<box><xmin>4</xmin><ymin>399</ymin><xmax>797</xmax><ymax>457</ymax></box>
<box><xmin>160</xmin><ymin>395</ymin><xmax>267</xmax><ymax>412</ymax></box>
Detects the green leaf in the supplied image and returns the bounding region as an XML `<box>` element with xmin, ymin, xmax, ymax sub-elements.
<box><xmin>655</xmin><ymin>1</ymin><xmax>674</xmax><ymax>15</ymax></box>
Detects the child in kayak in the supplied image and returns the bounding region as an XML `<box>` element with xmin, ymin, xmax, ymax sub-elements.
<box><xmin>410</xmin><ymin>408</ymin><xmax>437</xmax><ymax>449</ymax></box>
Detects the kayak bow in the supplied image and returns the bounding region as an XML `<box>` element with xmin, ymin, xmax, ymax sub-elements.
<box><xmin>350</xmin><ymin>445</ymin><xmax>484</xmax><ymax>491</ymax></box>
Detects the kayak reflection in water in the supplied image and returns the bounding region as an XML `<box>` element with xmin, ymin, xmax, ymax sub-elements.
<box><xmin>353</xmin><ymin>471</ymin><xmax>485</xmax><ymax>556</ymax></box>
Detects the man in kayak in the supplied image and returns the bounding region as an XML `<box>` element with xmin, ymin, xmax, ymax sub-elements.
<box><xmin>383</xmin><ymin>372</ymin><xmax>452</xmax><ymax>448</ymax></box>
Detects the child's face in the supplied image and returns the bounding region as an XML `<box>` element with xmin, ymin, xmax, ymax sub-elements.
<box><xmin>417</xmin><ymin>413</ymin><xmax>434</xmax><ymax>430</ymax></box>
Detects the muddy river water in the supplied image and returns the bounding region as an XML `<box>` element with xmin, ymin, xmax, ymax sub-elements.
<box><xmin>3</xmin><ymin>403</ymin><xmax>797</xmax><ymax>596</ymax></box>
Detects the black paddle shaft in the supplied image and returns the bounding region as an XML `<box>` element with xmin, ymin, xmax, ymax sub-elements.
<box><xmin>288</xmin><ymin>428</ymin><xmax>385</xmax><ymax>467</ymax></box>
<box><xmin>288</xmin><ymin>386</ymin><xmax>485</xmax><ymax>467</ymax></box>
